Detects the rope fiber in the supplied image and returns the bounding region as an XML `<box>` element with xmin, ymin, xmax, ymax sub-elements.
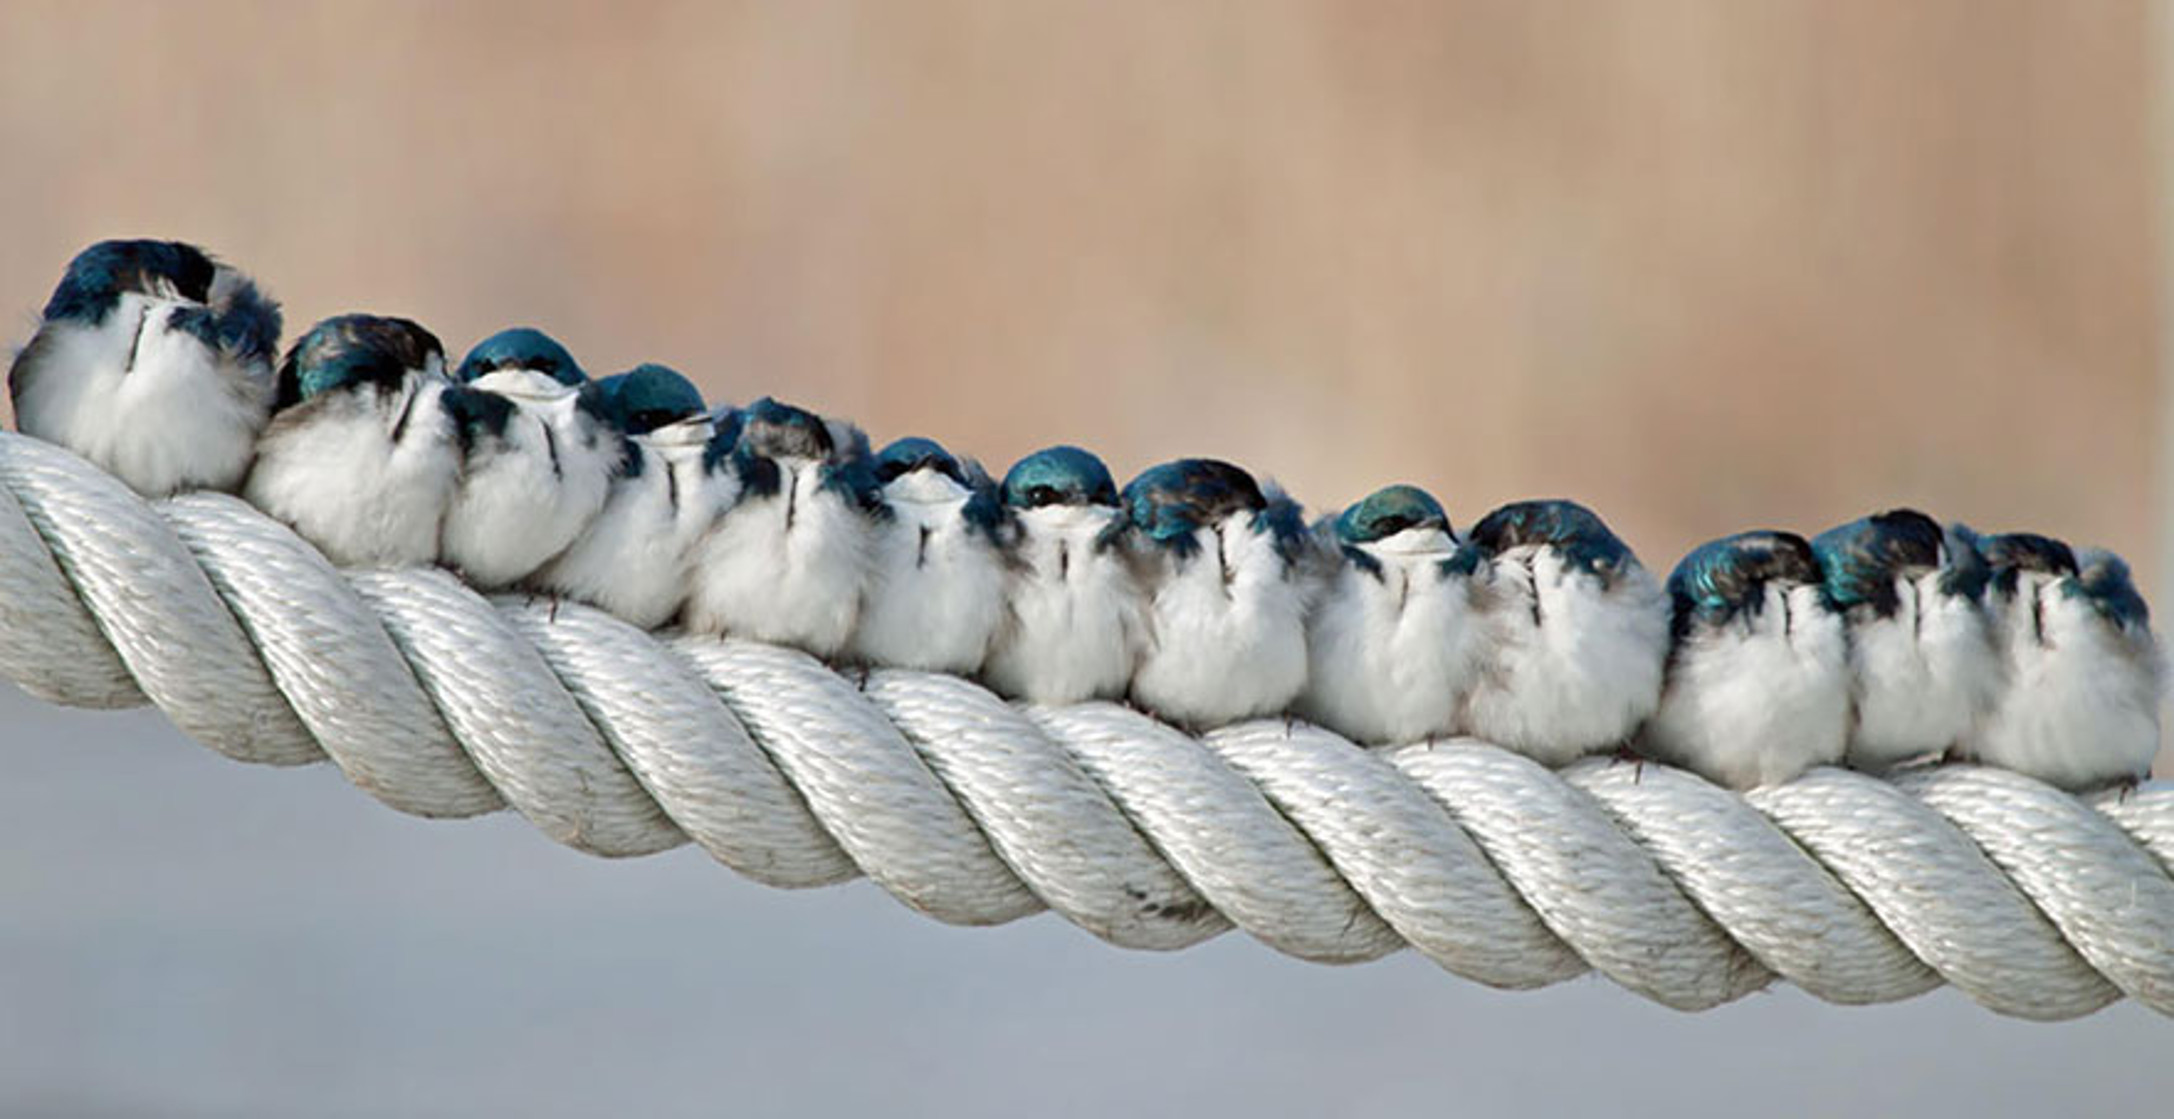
<box><xmin>2</xmin><ymin>430</ymin><xmax>2171</xmax><ymax>1019</ymax></box>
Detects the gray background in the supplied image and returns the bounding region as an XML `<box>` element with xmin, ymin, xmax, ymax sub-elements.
<box><xmin>3</xmin><ymin>683</ymin><xmax>2168</xmax><ymax>1117</ymax></box>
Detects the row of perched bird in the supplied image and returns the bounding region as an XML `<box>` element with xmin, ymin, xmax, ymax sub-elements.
<box><xmin>6</xmin><ymin>240</ymin><xmax>2163</xmax><ymax>793</ymax></box>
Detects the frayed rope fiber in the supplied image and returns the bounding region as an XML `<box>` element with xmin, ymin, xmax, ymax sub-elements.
<box><xmin>2</xmin><ymin>430</ymin><xmax>2171</xmax><ymax>1019</ymax></box>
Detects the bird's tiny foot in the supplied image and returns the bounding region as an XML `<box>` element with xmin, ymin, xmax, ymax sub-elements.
<box><xmin>547</xmin><ymin>595</ymin><xmax>561</xmax><ymax>624</ymax></box>
<box><xmin>1284</xmin><ymin>714</ymin><xmax>1297</xmax><ymax>738</ymax></box>
<box><xmin>1611</xmin><ymin>743</ymin><xmax>1646</xmax><ymax>784</ymax></box>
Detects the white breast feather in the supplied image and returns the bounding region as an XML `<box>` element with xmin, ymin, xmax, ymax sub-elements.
<box><xmin>13</xmin><ymin>294</ymin><xmax>272</xmax><ymax>496</ymax></box>
<box><xmin>850</xmin><ymin>474</ymin><xmax>1007</xmax><ymax>673</ymax></box>
<box><xmin>243</xmin><ymin>377</ymin><xmax>460</xmax><ymax>568</ymax></box>
<box><xmin>683</xmin><ymin>459</ymin><xmax>871</xmax><ymax>655</ymax></box>
<box><xmin>534</xmin><ymin>436</ymin><xmax>737</xmax><ymax>629</ymax></box>
<box><xmin>1131</xmin><ymin>519</ymin><xmax>1311</xmax><ymax>727</ymax></box>
<box><xmin>1299</xmin><ymin>528</ymin><xmax>1479</xmax><ymax>744</ymax></box>
<box><xmin>1958</xmin><ymin>573</ymin><xmax>2162</xmax><ymax>790</ymax></box>
<box><xmin>1843</xmin><ymin>574</ymin><xmax>2000</xmax><ymax>771</ymax></box>
<box><xmin>441</xmin><ymin>391</ymin><xmax>616</xmax><ymax>588</ymax></box>
<box><xmin>1641</xmin><ymin>583</ymin><xmax>1848</xmax><ymax>789</ymax></box>
<box><xmin>1463</xmin><ymin>547</ymin><xmax>1670</xmax><ymax>765</ymax></box>
<box><xmin>983</xmin><ymin>504</ymin><xmax>1144</xmax><ymax>704</ymax></box>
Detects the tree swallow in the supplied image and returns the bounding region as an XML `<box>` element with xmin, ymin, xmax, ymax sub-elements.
<box><xmin>1119</xmin><ymin>458</ymin><xmax>1317</xmax><ymax>729</ymax></box>
<box><xmin>244</xmin><ymin>314</ymin><xmax>489</xmax><ymax>568</ymax></box>
<box><xmin>682</xmin><ymin>397</ymin><xmax>882</xmax><ymax>656</ymax></box>
<box><xmin>1641</xmin><ymin>530</ymin><xmax>1849</xmax><ymax>789</ymax></box>
<box><xmin>530</xmin><ymin>364</ymin><xmax>720</xmax><ymax>628</ymax></box>
<box><xmin>1461</xmin><ymin>498</ymin><xmax>1670</xmax><ymax>765</ymax></box>
<box><xmin>436</xmin><ymin>328</ymin><xmax>619</xmax><ymax>589</ymax></box>
<box><xmin>9</xmin><ymin>239</ymin><xmax>283</xmax><ymax>496</ymax></box>
<box><xmin>981</xmin><ymin>445</ymin><xmax>1146</xmax><ymax>705</ymax></box>
<box><xmin>1956</xmin><ymin>532</ymin><xmax>2162</xmax><ymax>791</ymax></box>
<box><xmin>1299</xmin><ymin>484</ymin><xmax>1488</xmax><ymax>746</ymax></box>
<box><xmin>848</xmin><ymin>436</ymin><xmax>1009</xmax><ymax>673</ymax></box>
<box><xmin>1810</xmin><ymin>509</ymin><xmax>1998</xmax><ymax>773</ymax></box>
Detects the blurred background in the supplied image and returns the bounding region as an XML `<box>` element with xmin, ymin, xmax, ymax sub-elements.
<box><xmin>2</xmin><ymin>1</ymin><xmax>2171</xmax><ymax>1114</ymax></box>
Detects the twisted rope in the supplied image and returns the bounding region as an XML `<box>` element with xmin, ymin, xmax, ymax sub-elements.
<box><xmin>2</xmin><ymin>431</ymin><xmax>2170</xmax><ymax>1020</ymax></box>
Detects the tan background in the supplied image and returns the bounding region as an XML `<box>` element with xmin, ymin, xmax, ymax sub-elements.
<box><xmin>2</xmin><ymin>1</ymin><xmax>2158</xmax><ymax>553</ymax></box>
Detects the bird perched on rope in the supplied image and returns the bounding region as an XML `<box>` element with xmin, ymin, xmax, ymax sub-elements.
<box><xmin>683</xmin><ymin>397</ymin><xmax>882</xmax><ymax>656</ymax></box>
<box><xmin>1461</xmin><ymin>498</ymin><xmax>1670</xmax><ymax>765</ymax></box>
<box><xmin>1641</xmin><ymin>530</ymin><xmax>1849</xmax><ymax>789</ymax></box>
<box><xmin>1120</xmin><ymin>458</ymin><xmax>1317</xmax><ymax>728</ymax></box>
<box><xmin>1956</xmin><ymin>532</ymin><xmax>2162</xmax><ymax>791</ymax></box>
<box><xmin>244</xmin><ymin>314</ymin><xmax>495</xmax><ymax>568</ymax></box>
<box><xmin>529</xmin><ymin>365</ymin><xmax>721</xmax><ymax>628</ymax></box>
<box><xmin>848</xmin><ymin>437</ymin><xmax>1009</xmax><ymax>673</ymax></box>
<box><xmin>437</xmin><ymin>329</ymin><xmax>619</xmax><ymax>588</ymax></box>
<box><xmin>1298</xmin><ymin>485</ymin><xmax>1487</xmax><ymax>745</ymax></box>
<box><xmin>9</xmin><ymin>239</ymin><xmax>282</xmax><ymax>497</ymax></box>
<box><xmin>981</xmin><ymin>445</ymin><xmax>1146</xmax><ymax>705</ymax></box>
<box><xmin>1810</xmin><ymin>510</ymin><xmax>1997</xmax><ymax>773</ymax></box>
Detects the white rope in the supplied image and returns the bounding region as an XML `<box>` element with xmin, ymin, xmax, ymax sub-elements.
<box><xmin>1</xmin><ymin>432</ymin><xmax>2170</xmax><ymax>1020</ymax></box>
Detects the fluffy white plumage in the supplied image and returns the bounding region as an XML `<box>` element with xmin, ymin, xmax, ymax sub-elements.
<box><xmin>1130</xmin><ymin>517</ymin><xmax>1312</xmax><ymax>728</ymax></box>
<box><xmin>1840</xmin><ymin>573</ymin><xmax>1999</xmax><ymax>772</ymax></box>
<box><xmin>439</xmin><ymin>373</ymin><xmax>617</xmax><ymax>588</ymax></box>
<box><xmin>1463</xmin><ymin>546</ymin><xmax>1670</xmax><ymax>766</ymax></box>
<box><xmin>1300</xmin><ymin>526</ymin><xmax>1484</xmax><ymax>745</ymax></box>
<box><xmin>1642</xmin><ymin>583</ymin><xmax>1850</xmax><ymax>789</ymax></box>
<box><xmin>12</xmin><ymin>285</ymin><xmax>273</xmax><ymax>497</ymax></box>
<box><xmin>849</xmin><ymin>468</ymin><xmax>1008</xmax><ymax>673</ymax></box>
<box><xmin>532</xmin><ymin>417</ymin><xmax>735</xmax><ymax>629</ymax></box>
<box><xmin>244</xmin><ymin>371</ymin><xmax>462</xmax><ymax>568</ymax></box>
<box><xmin>682</xmin><ymin>456</ymin><xmax>873</xmax><ymax>656</ymax></box>
<box><xmin>1958</xmin><ymin>566</ymin><xmax>2162</xmax><ymax>791</ymax></box>
<box><xmin>983</xmin><ymin>503</ymin><xmax>1144</xmax><ymax>704</ymax></box>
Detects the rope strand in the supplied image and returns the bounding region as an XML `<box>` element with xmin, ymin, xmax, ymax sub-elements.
<box><xmin>1</xmin><ymin>431</ymin><xmax>2169</xmax><ymax>1019</ymax></box>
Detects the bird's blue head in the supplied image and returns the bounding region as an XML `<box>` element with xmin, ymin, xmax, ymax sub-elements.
<box><xmin>1466</xmin><ymin>498</ymin><xmax>1635</xmax><ymax>583</ymax></box>
<box><xmin>1121</xmin><ymin>458</ymin><xmax>1266</xmax><ymax>555</ymax></box>
<box><xmin>1119</xmin><ymin>458</ymin><xmax>1308</xmax><ymax>563</ymax></box>
<box><xmin>874</xmin><ymin>437</ymin><xmax>966</xmax><ymax>486</ymax></box>
<box><xmin>41</xmin><ymin>239</ymin><xmax>216</xmax><ymax>326</ymax></box>
<box><xmin>1667</xmin><ymin>530</ymin><xmax>1824</xmax><ymax>638</ymax></box>
<box><xmin>2065</xmin><ymin>549</ymin><xmax>2151</xmax><ymax>632</ymax></box>
<box><xmin>1334</xmin><ymin>485</ymin><xmax>1449</xmax><ymax>546</ymax></box>
<box><xmin>734</xmin><ymin>397</ymin><xmax>834</xmax><ymax>460</ymax></box>
<box><xmin>274</xmin><ymin>314</ymin><xmax>445</xmax><ymax>412</ymax></box>
<box><xmin>1811</xmin><ymin>508</ymin><xmax>1949</xmax><ymax>616</ymax></box>
<box><xmin>1977</xmin><ymin>532</ymin><xmax>2078</xmax><ymax>597</ymax></box>
<box><xmin>1001</xmin><ymin>445</ymin><xmax>1119</xmax><ymax>509</ymax></box>
<box><xmin>593</xmin><ymin>364</ymin><xmax>706</xmax><ymax>435</ymax></box>
<box><xmin>454</xmin><ymin>327</ymin><xmax>587</xmax><ymax>387</ymax></box>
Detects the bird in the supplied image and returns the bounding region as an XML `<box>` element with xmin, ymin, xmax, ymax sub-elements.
<box><xmin>1119</xmin><ymin>458</ymin><xmax>1317</xmax><ymax>728</ymax></box>
<box><xmin>1641</xmin><ymin>530</ymin><xmax>1849</xmax><ymax>789</ymax></box>
<box><xmin>244</xmin><ymin>314</ymin><xmax>492</xmax><ymax>568</ymax></box>
<box><xmin>1461</xmin><ymin>498</ymin><xmax>1670</xmax><ymax>765</ymax></box>
<box><xmin>847</xmin><ymin>436</ymin><xmax>1009</xmax><ymax>673</ymax></box>
<box><xmin>529</xmin><ymin>364</ymin><xmax>724</xmax><ymax>628</ymax></box>
<box><xmin>9</xmin><ymin>238</ymin><xmax>283</xmax><ymax>496</ymax></box>
<box><xmin>1298</xmin><ymin>484</ymin><xmax>1489</xmax><ymax>746</ymax></box>
<box><xmin>437</xmin><ymin>329</ymin><xmax>619</xmax><ymax>588</ymax></box>
<box><xmin>1810</xmin><ymin>509</ymin><xmax>1998</xmax><ymax>773</ymax></box>
<box><xmin>1955</xmin><ymin>532</ymin><xmax>2162</xmax><ymax>791</ymax></box>
<box><xmin>682</xmin><ymin>396</ymin><xmax>882</xmax><ymax>656</ymax></box>
<box><xmin>981</xmin><ymin>445</ymin><xmax>1146</xmax><ymax>705</ymax></box>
